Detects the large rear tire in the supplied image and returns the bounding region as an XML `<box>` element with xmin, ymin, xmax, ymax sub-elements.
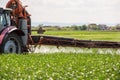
<box><xmin>1</xmin><ymin>33</ymin><xmax>22</xmax><ymax>53</ymax></box>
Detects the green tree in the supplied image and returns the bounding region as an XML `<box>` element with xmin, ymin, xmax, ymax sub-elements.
<box><xmin>80</xmin><ymin>25</ymin><xmax>87</xmax><ymax>30</ymax></box>
<box><xmin>71</xmin><ymin>25</ymin><xmax>79</xmax><ymax>30</ymax></box>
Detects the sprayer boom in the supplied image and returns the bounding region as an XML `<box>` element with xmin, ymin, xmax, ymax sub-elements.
<box><xmin>30</xmin><ymin>35</ymin><xmax>120</xmax><ymax>49</ymax></box>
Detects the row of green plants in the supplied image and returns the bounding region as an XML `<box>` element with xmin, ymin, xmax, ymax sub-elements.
<box><xmin>0</xmin><ymin>53</ymin><xmax>120</xmax><ymax>79</ymax></box>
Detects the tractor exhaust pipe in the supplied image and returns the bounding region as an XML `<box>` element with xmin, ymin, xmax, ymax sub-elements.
<box><xmin>18</xmin><ymin>19</ymin><xmax>28</xmax><ymax>46</ymax></box>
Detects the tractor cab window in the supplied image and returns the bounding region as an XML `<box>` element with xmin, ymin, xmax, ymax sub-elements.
<box><xmin>5</xmin><ymin>13</ymin><xmax>11</xmax><ymax>26</ymax></box>
<box><xmin>0</xmin><ymin>14</ymin><xmax>6</xmax><ymax>27</ymax></box>
<box><xmin>0</xmin><ymin>12</ymin><xmax>11</xmax><ymax>27</ymax></box>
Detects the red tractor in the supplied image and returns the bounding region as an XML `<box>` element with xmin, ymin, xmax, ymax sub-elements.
<box><xmin>0</xmin><ymin>8</ymin><xmax>27</xmax><ymax>53</ymax></box>
<box><xmin>0</xmin><ymin>0</ymin><xmax>31</xmax><ymax>53</ymax></box>
<box><xmin>0</xmin><ymin>0</ymin><xmax>120</xmax><ymax>53</ymax></box>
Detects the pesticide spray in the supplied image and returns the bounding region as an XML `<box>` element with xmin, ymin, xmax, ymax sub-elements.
<box><xmin>29</xmin><ymin>45</ymin><xmax>120</xmax><ymax>55</ymax></box>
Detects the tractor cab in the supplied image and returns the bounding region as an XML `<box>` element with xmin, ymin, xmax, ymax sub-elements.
<box><xmin>0</xmin><ymin>8</ymin><xmax>11</xmax><ymax>32</ymax></box>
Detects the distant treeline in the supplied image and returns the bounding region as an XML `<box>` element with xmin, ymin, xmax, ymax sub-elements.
<box><xmin>32</xmin><ymin>24</ymin><xmax>120</xmax><ymax>31</ymax></box>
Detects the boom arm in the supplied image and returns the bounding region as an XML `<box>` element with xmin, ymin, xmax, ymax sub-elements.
<box><xmin>31</xmin><ymin>35</ymin><xmax>120</xmax><ymax>49</ymax></box>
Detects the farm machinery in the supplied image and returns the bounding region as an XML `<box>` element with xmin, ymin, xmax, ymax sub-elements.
<box><xmin>0</xmin><ymin>0</ymin><xmax>120</xmax><ymax>53</ymax></box>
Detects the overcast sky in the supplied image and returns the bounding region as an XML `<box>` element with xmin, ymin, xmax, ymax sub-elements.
<box><xmin>1</xmin><ymin>0</ymin><xmax>120</xmax><ymax>24</ymax></box>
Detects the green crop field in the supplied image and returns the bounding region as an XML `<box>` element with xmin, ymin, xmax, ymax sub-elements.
<box><xmin>1</xmin><ymin>31</ymin><xmax>120</xmax><ymax>79</ymax></box>
<box><xmin>44</xmin><ymin>31</ymin><xmax>120</xmax><ymax>41</ymax></box>
<box><xmin>0</xmin><ymin>54</ymin><xmax>120</xmax><ymax>79</ymax></box>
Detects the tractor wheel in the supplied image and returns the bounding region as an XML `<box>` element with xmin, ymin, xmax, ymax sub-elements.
<box><xmin>1</xmin><ymin>33</ymin><xmax>22</xmax><ymax>53</ymax></box>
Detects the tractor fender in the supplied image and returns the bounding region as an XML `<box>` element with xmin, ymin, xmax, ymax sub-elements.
<box><xmin>0</xmin><ymin>26</ymin><xmax>25</xmax><ymax>45</ymax></box>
